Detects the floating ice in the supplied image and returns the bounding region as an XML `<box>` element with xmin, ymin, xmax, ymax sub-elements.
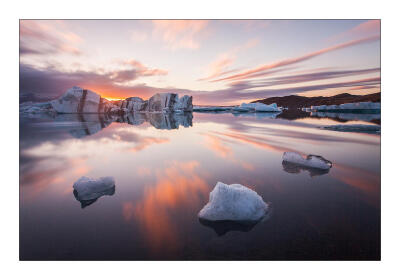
<box><xmin>198</xmin><ymin>182</ymin><xmax>269</xmax><ymax>222</ymax></box>
<box><xmin>193</xmin><ymin>106</ymin><xmax>234</xmax><ymax>112</ymax></box>
<box><xmin>310</xmin><ymin>111</ymin><xmax>380</xmax><ymax>122</ymax></box>
<box><xmin>282</xmin><ymin>152</ymin><xmax>332</xmax><ymax>170</ymax></box>
<box><xmin>19</xmin><ymin>102</ymin><xmax>56</xmax><ymax>115</ymax></box>
<box><xmin>320</xmin><ymin>124</ymin><xmax>381</xmax><ymax>134</ymax></box>
<box><xmin>73</xmin><ymin>176</ymin><xmax>115</xmax><ymax>208</ymax></box>
<box><xmin>233</xmin><ymin>102</ymin><xmax>282</xmax><ymax>112</ymax></box>
<box><xmin>310</xmin><ymin>102</ymin><xmax>380</xmax><ymax>112</ymax></box>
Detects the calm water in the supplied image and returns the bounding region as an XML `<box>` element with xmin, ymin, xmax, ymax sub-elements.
<box><xmin>19</xmin><ymin>111</ymin><xmax>380</xmax><ymax>260</ymax></box>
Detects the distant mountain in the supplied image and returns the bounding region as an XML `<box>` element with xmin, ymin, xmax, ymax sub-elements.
<box><xmin>252</xmin><ymin>92</ymin><xmax>381</xmax><ymax>109</ymax></box>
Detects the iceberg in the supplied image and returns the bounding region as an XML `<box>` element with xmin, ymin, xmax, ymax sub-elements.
<box><xmin>233</xmin><ymin>102</ymin><xmax>282</xmax><ymax>112</ymax></box>
<box><xmin>193</xmin><ymin>105</ymin><xmax>234</xmax><ymax>112</ymax></box>
<box><xmin>310</xmin><ymin>102</ymin><xmax>380</xmax><ymax>113</ymax></box>
<box><xmin>73</xmin><ymin>176</ymin><xmax>115</xmax><ymax>208</ymax></box>
<box><xmin>21</xmin><ymin>86</ymin><xmax>193</xmax><ymax>115</ymax></box>
<box><xmin>320</xmin><ymin>124</ymin><xmax>381</xmax><ymax>134</ymax></box>
<box><xmin>119</xmin><ymin>92</ymin><xmax>193</xmax><ymax>112</ymax></box>
<box><xmin>282</xmin><ymin>152</ymin><xmax>332</xmax><ymax>170</ymax></box>
<box><xmin>19</xmin><ymin>101</ymin><xmax>56</xmax><ymax>116</ymax></box>
<box><xmin>198</xmin><ymin>182</ymin><xmax>269</xmax><ymax>222</ymax></box>
<box><xmin>50</xmin><ymin>86</ymin><xmax>116</xmax><ymax>114</ymax></box>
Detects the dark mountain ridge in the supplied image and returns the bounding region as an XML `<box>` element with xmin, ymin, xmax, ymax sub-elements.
<box><xmin>252</xmin><ymin>92</ymin><xmax>380</xmax><ymax>109</ymax></box>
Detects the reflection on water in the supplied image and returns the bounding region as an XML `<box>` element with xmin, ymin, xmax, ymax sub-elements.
<box><xmin>73</xmin><ymin>186</ymin><xmax>115</xmax><ymax>208</ymax></box>
<box><xmin>199</xmin><ymin>218</ymin><xmax>258</xmax><ymax>236</ymax></box>
<box><xmin>196</xmin><ymin>109</ymin><xmax>381</xmax><ymax>125</ymax></box>
<box><xmin>122</xmin><ymin>160</ymin><xmax>209</xmax><ymax>254</ymax></box>
<box><xmin>27</xmin><ymin>112</ymin><xmax>193</xmax><ymax>138</ymax></box>
<box><xmin>282</xmin><ymin>161</ymin><xmax>330</xmax><ymax>177</ymax></box>
<box><xmin>20</xmin><ymin>111</ymin><xmax>380</xmax><ymax>260</ymax></box>
<box><xmin>310</xmin><ymin>111</ymin><xmax>381</xmax><ymax>123</ymax></box>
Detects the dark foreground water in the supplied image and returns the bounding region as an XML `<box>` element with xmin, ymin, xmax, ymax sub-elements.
<box><xmin>19</xmin><ymin>111</ymin><xmax>380</xmax><ymax>260</ymax></box>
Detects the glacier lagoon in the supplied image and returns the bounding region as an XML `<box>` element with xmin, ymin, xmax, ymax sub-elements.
<box><xmin>19</xmin><ymin>110</ymin><xmax>380</xmax><ymax>260</ymax></box>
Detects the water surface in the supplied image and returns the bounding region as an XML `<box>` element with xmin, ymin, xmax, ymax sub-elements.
<box><xmin>19</xmin><ymin>111</ymin><xmax>380</xmax><ymax>260</ymax></box>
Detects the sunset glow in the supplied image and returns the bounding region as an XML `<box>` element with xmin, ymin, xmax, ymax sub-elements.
<box><xmin>20</xmin><ymin>19</ymin><xmax>380</xmax><ymax>105</ymax></box>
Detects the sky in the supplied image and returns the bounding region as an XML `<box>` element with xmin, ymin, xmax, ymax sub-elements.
<box><xmin>19</xmin><ymin>19</ymin><xmax>380</xmax><ymax>105</ymax></box>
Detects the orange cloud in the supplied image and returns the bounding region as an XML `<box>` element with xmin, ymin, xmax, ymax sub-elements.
<box><xmin>152</xmin><ymin>20</ymin><xmax>209</xmax><ymax>50</ymax></box>
<box><xmin>122</xmin><ymin>59</ymin><xmax>168</xmax><ymax>76</ymax></box>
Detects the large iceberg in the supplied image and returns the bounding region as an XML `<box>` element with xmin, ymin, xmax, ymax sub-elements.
<box><xmin>50</xmin><ymin>86</ymin><xmax>116</xmax><ymax>114</ymax></box>
<box><xmin>21</xmin><ymin>86</ymin><xmax>193</xmax><ymax>115</ymax></box>
<box><xmin>73</xmin><ymin>176</ymin><xmax>116</xmax><ymax>208</ymax></box>
<box><xmin>282</xmin><ymin>152</ymin><xmax>332</xmax><ymax>170</ymax></box>
<box><xmin>117</xmin><ymin>92</ymin><xmax>193</xmax><ymax>113</ymax></box>
<box><xmin>310</xmin><ymin>102</ymin><xmax>380</xmax><ymax>113</ymax></box>
<box><xmin>198</xmin><ymin>182</ymin><xmax>269</xmax><ymax>222</ymax></box>
<box><xmin>233</xmin><ymin>102</ymin><xmax>282</xmax><ymax>112</ymax></box>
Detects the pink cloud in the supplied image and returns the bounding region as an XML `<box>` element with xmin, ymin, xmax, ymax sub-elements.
<box><xmin>348</xmin><ymin>20</ymin><xmax>380</xmax><ymax>36</ymax></box>
<box><xmin>122</xmin><ymin>59</ymin><xmax>168</xmax><ymax>76</ymax></box>
<box><xmin>152</xmin><ymin>20</ymin><xmax>209</xmax><ymax>50</ymax></box>
<box><xmin>328</xmin><ymin>20</ymin><xmax>380</xmax><ymax>43</ymax></box>
<box><xmin>199</xmin><ymin>39</ymin><xmax>259</xmax><ymax>81</ymax></box>
<box><xmin>211</xmin><ymin>35</ymin><xmax>380</xmax><ymax>82</ymax></box>
<box><xmin>20</xmin><ymin>20</ymin><xmax>83</xmax><ymax>56</ymax></box>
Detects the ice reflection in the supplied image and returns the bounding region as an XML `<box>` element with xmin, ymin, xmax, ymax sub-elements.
<box><xmin>282</xmin><ymin>161</ymin><xmax>330</xmax><ymax>177</ymax></box>
<box><xmin>73</xmin><ymin>185</ymin><xmax>115</xmax><ymax>208</ymax></box>
<box><xmin>310</xmin><ymin>111</ymin><xmax>380</xmax><ymax>123</ymax></box>
<box><xmin>195</xmin><ymin>109</ymin><xmax>380</xmax><ymax>124</ymax></box>
<box><xmin>29</xmin><ymin>112</ymin><xmax>193</xmax><ymax>138</ymax></box>
<box><xmin>199</xmin><ymin>219</ymin><xmax>258</xmax><ymax>236</ymax></box>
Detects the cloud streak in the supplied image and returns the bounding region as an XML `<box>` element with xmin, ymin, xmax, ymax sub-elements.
<box><xmin>20</xmin><ymin>20</ymin><xmax>83</xmax><ymax>56</ymax></box>
<box><xmin>210</xmin><ymin>35</ymin><xmax>380</xmax><ymax>82</ymax></box>
<box><xmin>199</xmin><ymin>39</ymin><xmax>259</xmax><ymax>81</ymax></box>
<box><xmin>20</xmin><ymin>62</ymin><xmax>380</xmax><ymax>104</ymax></box>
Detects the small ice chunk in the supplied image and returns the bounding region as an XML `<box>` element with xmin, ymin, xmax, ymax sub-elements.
<box><xmin>73</xmin><ymin>176</ymin><xmax>115</xmax><ymax>202</ymax></box>
<box><xmin>198</xmin><ymin>182</ymin><xmax>269</xmax><ymax>222</ymax></box>
<box><xmin>193</xmin><ymin>106</ymin><xmax>234</xmax><ymax>112</ymax></box>
<box><xmin>234</xmin><ymin>102</ymin><xmax>282</xmax><ymax>112</ymax></box>
<box><xmin>282</xmin><ymin>152</ymin><xmax>332</xmax><ymax>170</ymax></box>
